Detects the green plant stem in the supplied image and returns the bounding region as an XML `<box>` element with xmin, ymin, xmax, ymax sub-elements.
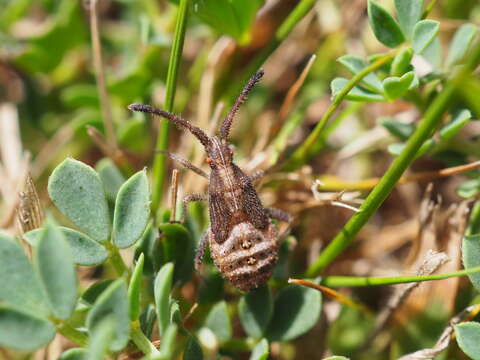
<box><xmin>322</xmin><ymin>266</ymin><xmax>480</xmax><ymax>287</ymax></box>
<box><xmin>151</xmin><ymin>0</ymin><xmax>189</xmax><ymax>217</ymax></box>
<box><xmin>130</xmin><ymin>321</ymin><xmax>160</xmax><ymax>356</ymax></box>
<box><xmin>106</xmin><ymin>242</ymin><xmax>129</xmax><ymax>276</ymax></box>
<box><xmin>229</xmin><ymin>0</ymin><xmax>317</xmax><ymax>98</ymax></box>
<box><xmin>282</xmin><ymin>51</ymin><xmax>397</xmax><ymax>171</ymax></box>
<box><xmin>56</xmin><ymin>322</ymin><xmax>88</xmax><ymax>347</ymax></box>
<box><xmin>305</xmin><ymin>45</ymin><xmax>480</xmax><ymax>278</ymax></box>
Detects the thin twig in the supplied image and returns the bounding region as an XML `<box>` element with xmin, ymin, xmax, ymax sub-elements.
<box><xmin>317</xmin><ymin>160</ymin><xmax>480</xmax><ymax>191</ymax></box>
<box><xmin>89</xmin><ymin>0</ymin><xmax>117</xmax><ymax>152</ymax></box>
<box><xmin>170</xmin><ymin>169</ymin><xmax>179</xmax><ymax>222</ymax></box>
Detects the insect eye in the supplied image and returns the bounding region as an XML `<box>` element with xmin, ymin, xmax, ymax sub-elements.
<box><xmin>205</xmin><ymin>157</ymin><xmax>212</xmax><ymax>165</ymax></box>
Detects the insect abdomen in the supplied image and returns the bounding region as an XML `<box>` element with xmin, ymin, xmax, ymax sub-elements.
<box><xmin>209</xmin><ymin>221</ymin><xmax>279</xmax><ymax>292</ymax></box>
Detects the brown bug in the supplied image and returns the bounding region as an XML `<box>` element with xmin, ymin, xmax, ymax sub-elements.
<box><xmin>129</xmin><ymin>70</ymin><xmax>291</xmax><ymax>291</ymax></box>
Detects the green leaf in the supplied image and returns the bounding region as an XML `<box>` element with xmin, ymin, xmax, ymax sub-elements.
<box><xmin>154</xmin><ymin>262</ymin><xmax>174</xmax><ymax>336</ymax></box>
<box><xmin>205</xmin><ymin>301</ymin><xmax>232</xmax><ymax>342</ymax></box>
<box><xmin>96</xmin><ymin>158</ymin><xmax>126</xmax><ymax>202</ymax></box>
<box><xmin>113</xmin><ymin>170</ymin><xmax>150</xmax><ymax>248</ymax></box>
<box><xmin>394</xmin><ymin>0</ymin><xmax>423</xmax><ymax>39</ymax></box>
<box><xmin>331</xmin><ymin>78</ymin><xmax>385</xmax><ymax>102</ymax></box>
<box><xmin>337</xmin><ymin>55</ymin><xmax>383</xmax><ymax>93</ymax></box>
<box><xmin>455</xmin><ymin>322</ymin><xmax>480</xmax><ymax>360</ymax></box>
<box><xmin>87</xmin><ymin>318</ymin><xmax>115</xmax><ymax>360</ymax></box>
<box><xmin>25</xmin><ymin>227</ymin><xmax>108</xmax><ymax>266</ymax></box>
<box><xmin>388</xmin><ymin>138</ymin><xmax>435</xmax><ymax>157</ymax></box>
<box><xmin>140</xmin><ymin>304</ymin><xmax>157</xmax><ymax>339</ymax></box>
<box><xmin>323</xmin><ymin>357</ymin><xmax>350</xmax><ymax>360</ymax></box>
<box><xmin>446</xmin><ymin>24</ymin><xmax>479</xmax><ymax>67</ymax></box>
<box><xmin>61</xmin><ymin>84</ymin><xmax>99</xmax><ymax>109</ymax></box>
<box><xmin>391</xmin><ymin>47</ymin><xmax>414</xmax><ymax>76</ymax></box>
<box><xmin>379</xmin><ymin>117</ymin><xmax>415</xmax><ymax>140</ymax></box>
<box><xmin>129</xmin><ymin>253</ymin><xmax>145</xmax><ymax>321</ymax></box>
<box><xmin>421</xmin><ymin>36</ymin><xmax>442</xmax><ymax>70</ymax></box>
<box><xmin>86</xmin><ymin>279</ymin><xmax>130</xmax><ymax>351</ymax></box>
<box><xmin>440</xmin><ymin>109</ymin><xmax>472</xmax><ymax>141</ymax></box>
<box><xmin>35</xmin><ymin>221</ymin><xmax>77</xmax><ymax>320</ymax></box>
<box><xmin>0</xmin><ymin>305</ymin><xmax>55</xmax><ymax>351</ymax></box>
<box><xmin>250</xmin><ymin>338</ymin><xmax>269</xmax><ymax>360</ymax></box>
<box><xmin>239</xmin><ymin>286</ymin><xmax>273</xmax><ymax>338</ymax></box>
<box><xmin>463</xmin><ymin>234</ymin><xmax>480</xmax><ymax>291</ymax></box>
<box><xmin>457</xmin><ymin>179</ymin><xmax>480</xmax><ymax>199</ymax></box>
<box><xmin>266</xmin><ymin>284</ymin><xmax>322</xmax><ymax>341</ymax></box>
<box><xmin>192</xmin><ymin>0</ymin><xmax>265</xmax><ymax>44</ymax></box>
<box><xmin>382</xmin><ymin>71</ymin><xmax>415</xmax><ymax>100</ymax></box>
<box><xmin>82</xmin><ymin>279</ymin><xmax>115</xmax><ymax>305</ymax></box>
<box><xmin>48</xmin><ymin>158</ymin><xmax>110</xmax><ymax>243</ymax></box>
<box><xmin>158</xmin><ymin>223</ymin><xmax>195</xmax><ymax>284</ymax></box>
<box><xmin>0</xmin><ymin>233</ymin><xmax>49</xmax><ymax>316</ymax></box>
<box><xmin>412</xmin><ymin>20</ymin><xmax>440</xmax><ymax>54</ymax></box>
<box><xmin>158</xmin><ymin>324</ymin><xmax>178</xmax><ymax>360</ymax></box>
<box><xmin>135</xmin><ymin>223</ymin><xmax>162</xmax><ymax>275</ymax></box>
<box><xmin>183</xmin><ymin>336</ymin><xmax>203</xmax><ymax>360</ymax></box>
<box><xmin>59</xmin><ymin>348</ymin><xmax>88</xmax><ymax>360</ymax></box>
<box><xmin>367</xmin><ymin>0</ymin><xmax>405</xmax><ymax>48</ymax></box>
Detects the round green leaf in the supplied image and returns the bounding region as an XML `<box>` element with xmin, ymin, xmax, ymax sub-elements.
<box><xmin>0</xmin><ymin>233</ymin><xmax>49</xmax><ymax>316</ymax></box>
<box><xmin>86</xmin><ymin>279</ymin><xmax>130</xmax><ymax>351</ymax></box>
<box><xmin>337</xmin><ymin>55</ymin><xmax>383</xmax><ymax>93</ymax></box>
<box><xmin>412</xmin><ymin>20</ymin><xmax>440</xmax><ymax>54</ymax></box>
<box><xmin>250</xmin><ymin>338</ymin><xmax>269</xmax><ymax>360</ymax></box>
<box><xmin>59</xmin><ymin>348</ymin><xmax>88</xmax><ymax>360</ymax></box>
<box><xmin>48</xmin><ymin>158</ymin><xmax>110</xmax><ymax>242</ymax></box>
<box><xmin>128</xmin><ymin>253</ymin><xmax>145</xmax><ymax>321</ymax></box>
<box><xmin>391</xmin><ymin>47</ymin><xmax>414</xmax><ymax>76</ymax></box>
<box><xmin>154</xmin><ymin>262</ymin><xmax>174</xmax><ymax>336</ymax></box>
<box><xmin>446</xmin><ymin>24</ymin><xmax>478</xmax><ymax>68</ymax></box>
<box><xmin>158</xmin><ymin>223</ymin><xmax>195</xmax><ymax>284</ymax></box>
<box><xmin>87</xmin><ymin>318</ymin><xmax>115</xmax><ymax>360</ymax></box>
<box><xmin>421</xmin><ymin>36</ymin><xmax>442</xmax><ymax>70</ymax></box>
<box><xmin>457</xmin><ymin>179</ymin><xmax>480</xmax><ymax>199</ymax></box>
<box><xmin>25</xmin><ymin>227</ymin><xmax>108</xmax><ymax>266</ymax></box>
<box><xmin>368</xmin><ymin>0</ymin><xmax>405</xmax><ymax>48</ymax></box>
<box><xmin>394</xmin><ymin>0</ymin><xmax>423</xmax><ymax>39</ymax></box>
<box><xmin>379</xmin><ymin>117</ymin><xmax>415</xmax><ymax>140</ymax></box>
<box><xmin>205</xmin><ymin>301</ymin><xmax>232</xmax><ymax>342</ymax></box>
<box><xmin>96</xmin><ymin>158</ymin><xmax>126</xmax><ymax>202</ymax></box>
<box><xmin>0</xmin><ymin>305</ymin><xmax>55</xmax><ymax>351</ymax></box>
<box><xmin>239</xmin><ymin>286</ymin><xmax>273</xmax><ymax>338</ymax></box>
<box><xmin>266</xmin><ymin>285</ymin><xmax>322</xmax><ymax>341</ymax></box>
<box><xmin>331</xmin><ymin>78</ymin><xmax>385</xmax><ymax>102</ymax></box>
<box><xmin>455</xmin><ymin>322</ymin><xmax>480</xmax><ymax>360</ymax></box>
<box><xmin>35</xmin><ymin>221</ymin><xmax>77</xmax><ymax>320</ymax></box>
<box><xmin>183</xmin><ymin>336</ymin><xmax>203</xmax><ymax>360</ymax></box>
<box><xmin>463</xmin><ymin>234</ymin><xmax>480</xmax><ymax>291</ymax></box>
<box><xmin>113</xmin><ymin>170</ymin><xmax>150</xmax><ymax>248</ymax></box>
<box><xmin>383</xmin><ymin>71</ymin><xmax>415</xmax><ymax>100</ymax></box>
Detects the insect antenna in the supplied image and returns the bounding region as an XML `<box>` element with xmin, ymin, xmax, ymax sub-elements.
<box><xmin>220</xmin><ymin>69</ymin><xmax>264</xmax><ymax>140</ymax></box>
<box><xmin>128</xmin><ymin>104</ymin><xmax>211</xmax><ymax>147</ymax></box>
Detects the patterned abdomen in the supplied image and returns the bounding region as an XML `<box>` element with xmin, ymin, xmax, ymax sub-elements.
<box><xmin>209</xmin><ymin>221</ymin><xmax>278</xmax><ymax>291</ymax></box>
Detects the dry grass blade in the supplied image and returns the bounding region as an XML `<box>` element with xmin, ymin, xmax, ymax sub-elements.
<box><xmin>398</xmin><ymin>304</ymin><xmax>480</xmax><ymax>360</ymax></box>
<box><xmin>170</xmin><ymin>169</ymin><xmax>179</xmax><ymax>222</ymax></box>
<box><xmin>17</xmin><ymin>174</ymin><xmax>43</xmax><ymax>234</ymax></box>
<box><xmin>88</xmin><ymin>0</ymin><xmax>117</xmax><ymax>151</ymax></box>
<box><xmin>363</xmin><ymin>250</ymin><xmax>449</xmax><ymax>348</ymax></box>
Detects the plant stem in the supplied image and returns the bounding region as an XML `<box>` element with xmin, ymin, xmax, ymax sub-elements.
<box><xmin>151</xmin><ymin>0</ymin><xmax>189</xmax><ymax>217</ymax></box>
<box><xmin>89</xmin><ymin>0</ymin><xmax>117</xmax><ymax>152</ymax></box>
<box><xmin>282</xmin><ymin>51</ymin><xmax>397</xmax><ymax>171</ymax></box>
<box><xmin>130</xmin><ymin>321</ymin><xmax>160</xmax><ymax>356</ymax></box>
<box><xmin>321</xmin><ymin>266</ymin><xmax>480</xmax><ymax>287</ymax></box>
<box><xmin>106</xmin><ymin>242</ymin><xmax>129</xmax><ymax>276</ymax></box>
<box><xmin>305</xmin><ymin>44</ymin><xmax>480</xmax><ymax>278</ymax></box>
<box><xmin>56</xmin><ymin>322</ymin><xmax>88</xmax><ymax>347</ymax></box>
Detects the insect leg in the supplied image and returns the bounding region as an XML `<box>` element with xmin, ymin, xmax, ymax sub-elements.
<box><xmin>249</xmin><ymin>169</ymin><xmax>265</xmax><ymax>183</ymax></box>
<box><xmin>156</xmin><ymin>150</ymin><xmax>208</xmax><ymax>179</ymax></box>
<box><xmin>194</xmin><ymin>229</ymin><xmax>209</xmax><ymax>270</ymax></box>
<box><xmin>265</xmin><ymin>207</ymin><xmax>293</xmax><ymax>241</ymax></box>
<box><xmin>182</xmin><ymin>193</ymin><xmax>208</xmax><ymax>222</ymax></box>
